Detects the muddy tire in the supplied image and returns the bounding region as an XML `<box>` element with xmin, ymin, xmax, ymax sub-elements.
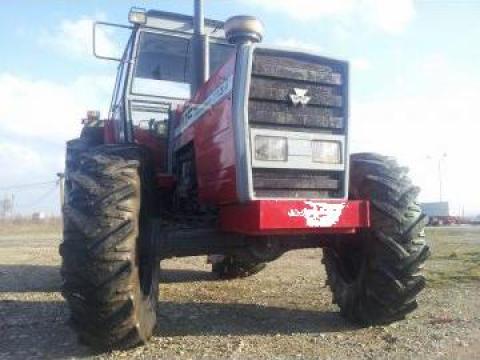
<box><xmin>323</xmin><ymin>153</ymin><xmax>430</xmax><ymax>325</ymax></box>
<box><xmin>212</xmin><ymin>256</ymin><xmax>267</xmax><ymax>279</ymax></box>
<box><xmin>60</xmin><ymin>141</ymin><xmax>159</xmax><ymax>350</ymax></box>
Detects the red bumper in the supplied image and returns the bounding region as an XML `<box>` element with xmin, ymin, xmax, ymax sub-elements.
<box><xmin>220</xmin><ymin>199</ymin><xmax>370</xmax><ymax>235</ymax></box>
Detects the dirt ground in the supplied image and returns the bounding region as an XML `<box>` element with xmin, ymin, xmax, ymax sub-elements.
<box><xmin>0</xmin><ymin>223</ymin><xmax>479</xmax><ymax>359</ymax></box>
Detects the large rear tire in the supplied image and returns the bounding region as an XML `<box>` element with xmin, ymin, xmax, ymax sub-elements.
<box><xmin>60</xmin><ymin>141</ymin><xmax>159</xmax><ymax>349</ymax></box>
<box><xmin>323</xmin><ymin>153</ymin><xmax>430</xmax><ymax>325</ymax></box>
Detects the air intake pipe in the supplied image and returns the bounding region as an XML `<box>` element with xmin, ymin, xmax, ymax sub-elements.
<box><xmin>224</xmin><ymin>15</ymin><xmax>264</xmax><ymax>203</ymax></box>
<box><xmin>224</xmin><ymin>15</ymin><xmax>264</xmax><ymax>45</ymax></box>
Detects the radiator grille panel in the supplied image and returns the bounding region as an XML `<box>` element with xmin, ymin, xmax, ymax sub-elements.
<box><xmin>249</xmin><ymin>49</ymin><xmax>348</xmax><ymax>199</ymax></box>
<box><xmin>250</xmin><ymin>77</ymin><xmax>343</xmax><ymax>107</ymax></box>
<box><xmin>249</xmin><ymin>100</ymin><xmax>343</xmax><ymax>129</ymax></box>
<box><xmin>251</xmin><ymin>54</ymin><xmax>343</xmax><ymax>85</ymax></box>
<box><xmin>249</xmin><ymin>50</ymin><xmax>347</xmax><ymax>132</ymax></box>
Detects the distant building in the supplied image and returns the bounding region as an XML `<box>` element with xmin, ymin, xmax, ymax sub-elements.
<box><xmin>420</xmin><ymin>202</ymin><xmax>458</xmax><ymax>225</ymax></box>
<box><xmin>420</xmin><ymin>202</ymin><xmax>450</xmax><ymax>217</ymax></box>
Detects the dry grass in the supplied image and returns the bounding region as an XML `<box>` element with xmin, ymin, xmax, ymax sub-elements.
<box><xmin>0</xmin><ymin>218</ymin><xmax>61</xmax><ymax>236</ymax></box>
<box><xmin>425</xmin><ymin>227</ymin><xmax>480</xmax><ymax>287</ymax></box>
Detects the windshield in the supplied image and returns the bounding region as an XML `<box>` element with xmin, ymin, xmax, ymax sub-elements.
<box><xmin>132</xmin><ymin>31</ymin><xmax>234</xmax><ymax>99</ymax></box>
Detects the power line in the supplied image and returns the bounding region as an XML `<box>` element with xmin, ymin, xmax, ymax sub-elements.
<box><xmin>0</xmin><ymin>180</ymin><xmax>57</xmax><ymax>191</ymax></box>
<box><xmin>14</xmin><ymin>184</ymin><xmax>59</xmax><ymax>209</ymax></box>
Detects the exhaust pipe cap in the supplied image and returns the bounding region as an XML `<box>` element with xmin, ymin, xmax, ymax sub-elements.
<box><xmin>224</xmin><ymin>15</ymin><xmax>264</xmax><ymax>44</ymax></box>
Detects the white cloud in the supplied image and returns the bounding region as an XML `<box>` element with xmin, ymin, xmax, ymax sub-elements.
<box><xmin>242</xmin><ymin>0</ymin><xmax>415</xmax><ymax>34</ymax></box>
<box><xmin>273</xmin><ymin>38</ymin><xmax>322</xmax><ymax>53</ymax></box>
<box><xmin>351</xmin><ymin>57</ymin><xmax>371</xmax><ymax>71</ymax></box>
<box><xmin>0</xmin><ymin>14</ymin><xmax>121</xmax><ymax>215</ymax></box>
<box><xmin>243</xmin><ymin>0</ymin><xmax>356</xmax><ymax>20</ymax></box>
<box><xmin>0</xmin><ymin>73</ymin><xmax>114</xmax><ymax>141</ymax></box>
<box><xmin>0</xmin><ymin>142</ymin><xmax>44</xmax><ymax>180</ymax></box>
<box><xmin>350</xmin><ymin>56</ymin><xmax>480</xmax><ymax>215</ymax></box>
<box><xmin>0</xmin><ymin>73</ymin><xmax>114</xmax><ymax>214</ymax></box>
<box><xmin>364</xmin><ymin>0</ymin><xmax>415</xmax><ymax>34</ymax></box>
<box><xmin>39</xmin><ymin>16</ymin><xmax>120</xmax><ymax>58</ymax></box>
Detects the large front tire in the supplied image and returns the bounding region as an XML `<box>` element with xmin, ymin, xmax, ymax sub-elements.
<box><xmin>60</xmin><ymin>141</ymin><xmax>159</xmax><ymax>349</ymax></box>
<box><xmin>323</xmin><ymin>153</ymin><xmax>430</xmax><ymax>325</ymax></box>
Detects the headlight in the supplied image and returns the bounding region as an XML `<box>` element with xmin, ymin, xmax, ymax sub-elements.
<box><xmin>255</xmin><ymin>135</ymin><xmax>287</xmax><ymax>161</ymax></box>
<box><xmin>312</xmin><ymin>140</ymin><xmax>342</xmax><ymax>164</ymax></box>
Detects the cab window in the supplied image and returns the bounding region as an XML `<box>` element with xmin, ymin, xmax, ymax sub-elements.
<box><xmin>132</xmin><ymin>31</ymin><xmax>234</xmax><ymax>99</ymax></box>
<box><xmin>133</xmin><ymin>32</ymin><xmax>191</xmax><ymax>99</ymax></box>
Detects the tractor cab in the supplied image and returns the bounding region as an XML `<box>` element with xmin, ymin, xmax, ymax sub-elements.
<box><xmin>96</xmin><ymin>7</ymin><xmax>352</xmax><ymax>203</ymax></box>
<box><xmin>95</xmin><ymin>8</ymin><xmax>233</xmax><ymax>151</ymax></box>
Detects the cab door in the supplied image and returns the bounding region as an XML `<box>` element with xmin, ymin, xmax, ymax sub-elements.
<box><xmin>109</xmin><ymin>34</ymin><xmax>135</xmax><ymax>143</ymax></box>
<box><xmin>126</xmin><ymin>30</ymin><xmax>192</xmax><ymax>171</ymax></box>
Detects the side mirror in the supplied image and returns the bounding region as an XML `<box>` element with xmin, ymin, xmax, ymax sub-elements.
<box><xmin>93</xmin><ymin>21</ymin><xmax>133</xmax><ymax>62</ymax></box>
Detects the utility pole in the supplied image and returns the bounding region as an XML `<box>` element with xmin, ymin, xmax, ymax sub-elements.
<box><xmin>437</xmin><ymin>153</ymin><xmax>447</xmax><ymax>202</ymax></box>
<box><xmin>57</xmin><ymin>172</ymin><xmax>65</xmax><ymax>210</ymax></box>
<box><xmin>427</xmin><ymin>153</ymin><xmax>447</xmax><ymax>202</ymax></box>
<box><xmin>438</xmin><ymin>158</ymin><xmax>443</xmax><ymax>202</ymax></box>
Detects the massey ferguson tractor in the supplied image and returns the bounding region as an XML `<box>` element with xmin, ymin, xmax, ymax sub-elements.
<box><xmin>60</xmin><ymin>1</ymin><xmax>430</xmax><ymax>350</ymax></box>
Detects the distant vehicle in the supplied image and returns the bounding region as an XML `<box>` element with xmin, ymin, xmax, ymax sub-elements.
<box><xmin>420</xmin><ymin>202</ymin><xmax>459</xmax><ymax>225</ymax></box>
<box><xmin>31</xmin><ymin>212</ymin><xmax>46</xmax><ymax>222</ymax></box>
<box><xmin>466</xmin><ymin>215</ymin><xmax>480</xmax><ymax>225</ymax></box>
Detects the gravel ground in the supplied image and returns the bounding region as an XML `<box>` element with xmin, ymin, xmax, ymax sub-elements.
<box><xmin>0</xmin><ymin>224</ymin><xmax>479</xmax><ymax>359</ymax></box>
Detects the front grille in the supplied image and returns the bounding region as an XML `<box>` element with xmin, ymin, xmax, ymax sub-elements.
<box><xmin>248</xmin><ymin>100</ymin><xmax>343</xmax><ymax>129</ymax></box>
<box><xmin>248</xmin><ymin>49</ymin><xmax>348</xmax><ymax>199</ymax></box>
<box><xmin>252</xmin><ymin>169</ymin><xmax>342</xmax><ymax>199</ymax></box>
<box><xmin>248</xmin><ymin>49</ymin><xmax>347</xmax><ymax>133</ymax></box>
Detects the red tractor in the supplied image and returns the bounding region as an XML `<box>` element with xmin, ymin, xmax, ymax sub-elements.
<box><xmin>60</xmin><ymin>2</ymin><xmax>430</xmax><ymax>350</ymax></box>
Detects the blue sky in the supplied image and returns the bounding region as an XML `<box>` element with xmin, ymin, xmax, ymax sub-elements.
<box><xmin>1</xmin><ymin>0</ymin><xmax>479</xmax><ymax>216</ymax></box>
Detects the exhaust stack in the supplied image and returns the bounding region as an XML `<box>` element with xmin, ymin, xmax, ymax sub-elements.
<box><xmin>192</xmin><ymin>0</ymin><xmax>209</xmax><ymax>94</ymax></box>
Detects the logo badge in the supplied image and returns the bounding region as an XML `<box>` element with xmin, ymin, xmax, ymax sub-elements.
<box><xmin>289</xmin><ymin>88</ymin><xmax>311</xmax><ymax>106</ymax></box>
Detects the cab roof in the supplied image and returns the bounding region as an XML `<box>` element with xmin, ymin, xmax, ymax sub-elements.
<box><xmin>144</xmin><ymin>10</ymin><xmax>226</xmax><ymax>39</ymax></box>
